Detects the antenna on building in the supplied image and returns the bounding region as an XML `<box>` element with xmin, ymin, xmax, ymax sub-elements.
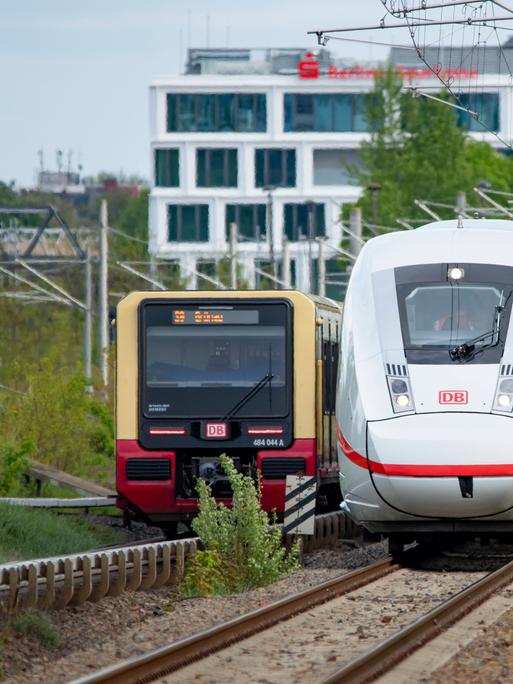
<box><xmin>179</xmin><ymin>28</ymin><xmax>183</xmax><ymax>72</ymax></box>
<box><xmin>56</xmin><ymin>149</ymin><xmax>63</xmax><ymax>174</ymax></box>
<box><xmin>37</xmin><ymin>149</ymin><xmax>44</xmax><ymax>172</ymax></box>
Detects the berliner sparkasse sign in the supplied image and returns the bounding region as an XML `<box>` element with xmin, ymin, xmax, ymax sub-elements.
<box><xmin>297</xmin><ymin>51</ymin><xmax>478</xmax><ymax>80</ymax></box>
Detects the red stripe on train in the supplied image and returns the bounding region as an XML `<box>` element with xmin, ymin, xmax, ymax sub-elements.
<box><xmin>336</xmin><ymin>424</ymin><xmax>513</xmax><ymax>477</ymax></box>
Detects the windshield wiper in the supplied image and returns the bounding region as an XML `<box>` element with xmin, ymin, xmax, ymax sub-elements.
<box><xmin>449</xmin><ymin>305</ymin><xmax>503</xmax><ymax>362</ymax></box>
<box><xmin>221</xmin><ymin>373</ymin><xmax>274</xmax><ymax>421</ymax></box>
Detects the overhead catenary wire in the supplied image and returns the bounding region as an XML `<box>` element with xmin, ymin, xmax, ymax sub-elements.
<box><xmin>309</xmin><ymin>0</ymin><xmax>513</xmax><ymax>151</ymax></box>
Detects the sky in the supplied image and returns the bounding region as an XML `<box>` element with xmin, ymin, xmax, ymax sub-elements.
<box><xmin>0</xmin><ymin>1</ymin><xmax>400</xmax><ymax>187</ymax></box>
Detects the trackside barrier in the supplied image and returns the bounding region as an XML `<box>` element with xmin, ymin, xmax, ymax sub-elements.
<box><xmin>0</xmin><ymin>539</ymin><xmax>198</xmax><ymax>614</ymax></box>
<box><xmin>0</xmin><ymin>497</ymin><xmax>116</xmax><ymax>508</ymax></box>
<box><xmin>0</xmin><ymin>511</ymin><xmax>351</xmax><ymax>614</ymax></box>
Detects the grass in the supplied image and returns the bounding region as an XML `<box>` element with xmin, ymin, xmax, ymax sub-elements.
<box><xmin>11</xmin><ymin>610</ymin><xmax>59</xmax><ymax>648</ymax></box>
<box><xmin>0</xmin><ymin>503</ymin><xmax>127</xmax><ymax>563</ymax></box>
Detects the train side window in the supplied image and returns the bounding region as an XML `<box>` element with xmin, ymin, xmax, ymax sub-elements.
<box><xmin>330</xmin><ymin>341</ymin><xmax>339</xmax><ymax>414</ymax></box>
<box><xmin>322</xmin><ymin>339</ymin><xmax>330</xmax><ymax>415</ymax></box>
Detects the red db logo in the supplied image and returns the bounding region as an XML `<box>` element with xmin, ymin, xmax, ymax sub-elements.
<box><xmin>205</xmin><ymin>423</ymin><xmax>227</xmax><ymax>438</ymax></box>
<box><xmin>298</xmin><ymin>52</ymin><xmax>320</xmax><ymax>79</ymax></box>
<box><xmin>439</xmin><ymin>390</ymin><xmax>468</xmax><ymax>404</ymax></box>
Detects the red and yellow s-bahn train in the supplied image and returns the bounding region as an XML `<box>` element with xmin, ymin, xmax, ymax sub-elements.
<box><xmin>115</xmin><ymin>290</ymin><xmax>341</xmax><ymax>536</ymax></box>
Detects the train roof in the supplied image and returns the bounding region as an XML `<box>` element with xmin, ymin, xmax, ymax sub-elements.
<box><xmin>357</xmin><ymin>219</ymin><xmax>513</xmax><ymax>272</ymax></box>
<box><xmin>117</xmin><ymin>289</ymin><xmax>341</xmax><ymax>314</ymax></box>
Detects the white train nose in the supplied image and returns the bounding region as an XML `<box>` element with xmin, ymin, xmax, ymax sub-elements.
<box><xmin>367</xmin><ymin>413</ymin><xmax>513</xmax><ymax>518</ymax></box>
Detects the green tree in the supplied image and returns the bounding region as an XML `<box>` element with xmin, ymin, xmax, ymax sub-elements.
<box><xmin>354</xmin><ymin>64</ymin><xmax>513</xmax><ymax>227</ymax></box>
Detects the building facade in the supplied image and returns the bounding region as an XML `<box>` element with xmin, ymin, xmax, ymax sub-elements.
<box><xmin>149</xmin><ymin>47</ymin><xmax>510</xmax><ymax>293</ymax></box>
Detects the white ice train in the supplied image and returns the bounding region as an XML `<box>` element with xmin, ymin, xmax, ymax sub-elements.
<box><xmin>337</xmin><ymin>219</ymin><xmax>513</xmax><ymax>552</ymax></box>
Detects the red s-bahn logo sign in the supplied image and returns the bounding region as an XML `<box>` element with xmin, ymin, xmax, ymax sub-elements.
<box><xmin>298</xmin><ymin>52</ymin><xmax>320</xmax><ymax>79</ymax></box>
<box><xmin>439</xmin><ymin>390</ymin><xmax>468</xmax><ymax>404</ymax></box>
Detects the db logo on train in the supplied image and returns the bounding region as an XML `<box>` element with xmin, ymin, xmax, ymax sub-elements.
<box><xmin>439</xmin><ymin>390</ymin><xmax>469</xmax><ymax>404</ymax></box>
<box><xmin>205</xmin><ymin>422</ymin><xmax>228</xmax><ymax>438</ymax></box>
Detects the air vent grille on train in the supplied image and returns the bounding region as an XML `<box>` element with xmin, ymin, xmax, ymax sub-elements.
<box><xmin>385</xmin><ymin>363</ymin><xmax>407</xmax><ymax>376</ymax></box>
<box><xmin>126</xmin><ymin>458</ymin><xmax>171</xmax><ymax>481</ymax></box>
<box><xmin>261</xmin><ymin>458</ymin><xmax>305</xmax><ymax>480</ymax></box>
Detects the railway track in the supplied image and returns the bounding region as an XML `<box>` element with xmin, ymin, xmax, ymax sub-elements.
<box><xmin>321</xmin><ymin>554</ymin><xmax>513</xmax><ymax>683</ymax></box>
<box><xmin>72</xmin><ymin>553</ymin><xmax>404</xmax><ymax>684</ymax></box>
<box><xmin>71</xmin><ymin>548</ymin><xmax>513</xmax><ymax>684</ymax></box>
<box><xmin>0</xmin><ymin>511</ymin><xmax>348</xmax><ymax>613</ymax></box>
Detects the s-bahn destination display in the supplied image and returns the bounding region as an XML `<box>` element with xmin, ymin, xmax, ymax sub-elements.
<box><xmin>172</xmin><ymin>308</ymin><xmax>260</xmax><ymax>325</ymax></box>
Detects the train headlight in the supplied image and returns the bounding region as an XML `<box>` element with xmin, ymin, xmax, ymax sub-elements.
<box><xmin>448</xmin><ymin>266</ymin><xmax>464</xmax><ymax>280</ymax></box>
<box><xmin>500</xmin><ymin>379</ymin><xmax>513</xmax><ymax>393</ymax></box>
<box><xmin>386</xmin><ymin>373</ymin><xmax>415</xmax><ymax>413</ymax></box>
<box><xmin>493</xmin><ymin>375</ymin><xmax>513</xmax><ymax>413</ymax></box>
<box><xmin>391</xmin><ymin>379</ymin><xmax>408</xmax><ymax>394</ymax></box>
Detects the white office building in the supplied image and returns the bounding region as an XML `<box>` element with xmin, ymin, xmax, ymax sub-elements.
<box><xmin>149</xmin><ymin>46</ymin><xmax>510</xmax><ymax>294</ymax></box>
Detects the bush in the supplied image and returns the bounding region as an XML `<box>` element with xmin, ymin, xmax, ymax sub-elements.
<box><xmin>1</xmin><ymin>358</ymin><xmax>113</xmax><ymax>482</ymax></box>
<box><xmin>0</xmin><ymin>441</ymin><xmax>32</xmax><ymax>497</ymax></box>
<box><xmin>12</xmin><ymin>610</ymin><xmax>59</xmax><ymax>648</ymax></box>
<box><xmin>183</xmin><ymin>455</ymin><xmax>299</xmax><ymax>596</ymax></box>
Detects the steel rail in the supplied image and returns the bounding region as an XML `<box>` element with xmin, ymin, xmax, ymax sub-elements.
<box><xmin>320</xmin><ymin>555</ymin><xmax>513</xmax><ymax>683</ymax></box>
<box><xmin>71</xmin><ymin>554</ymin><xmax>403</xmax><ymax>684</ymax></box>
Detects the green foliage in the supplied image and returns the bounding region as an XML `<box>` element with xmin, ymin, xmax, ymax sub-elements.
<box><xmin>0</xmin><ymin>442</ymin><xmax>33</xmax><ymax>496</ymax></box>
<box><xmin>0</xmin><ymin>302</ymin><xmax>84</xmax><ymax>391</ymax></box>
<box><xmin>1</xmin><ymin>357</ymin><xmax>113</xmax><ymax>482</ymax></box>
<box><xmin>0</xmin><ymin>503</ymin><xmax>122</xmax><ymax>563</ymax></box>
<box><xmin>12</xmin><ymin>610</ymin><xmax>60</xmax><ymax>648</ymax></box>
<box><xmin>353</xmin><ymin>63</ymin><xmax>513</xmax><ymax>228</ymax></box>
<box><xmin>182</xmin><ymin>549</ymin><xmax>228</xmax><ymax>596</ymax></box>
<box><xmin>184</xmin><ymin>455</ymin><xmax>299</xmax><ymax>596</ymax></box>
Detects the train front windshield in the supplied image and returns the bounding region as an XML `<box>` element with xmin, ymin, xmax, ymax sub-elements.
<box><xmin>141</xmin><ymin>301</ymin><xmax>291</xmax><ymax>418</ymax></box>
<box><xmin>395</xmin><ymin>263</ymin><xmax>513</xmax><ymax>364</ymax></box>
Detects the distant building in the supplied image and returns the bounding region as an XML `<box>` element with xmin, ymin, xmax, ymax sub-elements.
<box><xmin>149</xmin><ymin>46</ymin><xmax>509</xmax><ymax>293</ymax></box>
<box><xmin>37</xmin><ymin>170</ymin><xmax>85</xmax><ymax>195</ymax></box>
<box><xmin>34</xmin><ymin>164</ymin><xmax>143</xmax><ymax>210</ymax></box>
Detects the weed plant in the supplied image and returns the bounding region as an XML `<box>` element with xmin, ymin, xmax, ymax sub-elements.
<box><xmin>11</xmin><ymin>610</ymin><xmax>60</xmax><ymax>648</ymax></box>
<box><xmin>183</xmin><ymin>455</ymin><xmax>299</xmax><ymax>596</ymax></box>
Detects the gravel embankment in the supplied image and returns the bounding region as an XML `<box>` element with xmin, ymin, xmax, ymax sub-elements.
<box><xmin>426</xmin><ymin>596</ymin><xmax>513</xmax><ymax>684</ymax></box>
<box><xmin>1</xmin><ymin>541</ymin><xmax>387</xmax><ymax>683</ymax></box>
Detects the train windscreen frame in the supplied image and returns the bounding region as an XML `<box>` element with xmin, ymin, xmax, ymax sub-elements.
<box><xmin>395</xmin><ymin>263</ymin><xmax>513</xmax><ymax>364</ymax></box>
<box><xmin>139</xmin><ymin>299</ymin><xmax>293</xmax><ymax>419</ymax></box>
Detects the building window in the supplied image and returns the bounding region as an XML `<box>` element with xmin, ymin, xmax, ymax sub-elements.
<box><xmin>313</xmin><ymin>149</ymin><xmax>360</xmax><ymax>186</ymax></box>
<box><xmin>168</xmin><ymin>204</ymin><xmax>209</xmax><ymax>242</ymax></box>
<box><xmin>167</xmin><ymin>93</ymin><xmax>266</xmax><ymax>132</ymax></box>
<box><xmin>284</xmin><ymin>94</ymin><xmax>368</xmax><ymax>132</ymax></box>
<box><xmin>255</xmin><ymin>149</ymin><xmax>296</xmax><ymax>187</ymax></box>
<box><xmin>155</xmin><ymin>149</ymin><xmax>179</xmax><ymax>187</ymax></box>
<box><xmin>284</xmin><ymin>203</ymin><xmax>325</xmax><ymax>241</ymax></box>
<box><xmin>457</xmin><ymin>93</ymin><xmax>499</xmax><ymax>132</ymax></box>
<box><xmin>225</xmin><ymin>204</ymin><xmax>266</xmax><ymax>241</ymax></box>
<box><xmin>196</xmin><ymin>148</ymin><xmax>237</xmax><ymax>187</ymax></box>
